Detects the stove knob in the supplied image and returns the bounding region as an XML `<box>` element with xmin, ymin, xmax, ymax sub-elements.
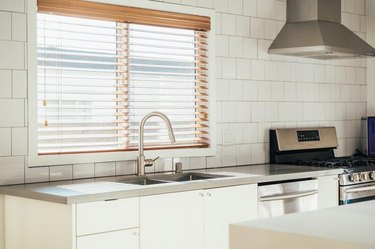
<box><xmin>370</xmin><ymin>171</ymin><xmax>375</xmax><ymax>180</ymax></box>
<box><xmin>360</xmin><ymin>172</ymin><xmax>369</xmax><ymax>181</ymax></box>
<box><xmin>350</xmin><ymin>173</ymin><xmax>360</xmax><ymax>182</ymax></box>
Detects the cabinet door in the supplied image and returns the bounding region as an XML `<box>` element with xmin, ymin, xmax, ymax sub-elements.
<box><xmin>204</xmin><ymin>184</ymin><xmax>258</xmax><ymax>249</ymax></box>
<box><xmin>77</xmin><ymin>228</ymin><xmax>139</xmax><ymax>249</ymax></box>
<box><xmin>140</xmin><ymin>190</ymin><xmax>204</xmax><ymax>249</ymax></box>
<box><xmin>318</xmin><ymin>175</ymin><xmax>339</xmax><ymax>209</ymax></box>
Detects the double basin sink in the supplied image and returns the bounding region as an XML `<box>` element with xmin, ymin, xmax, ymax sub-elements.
<box><xmin>119</xmin><ymin>172</ymin><xmax>229</xmax><ymax>186</ymax></box>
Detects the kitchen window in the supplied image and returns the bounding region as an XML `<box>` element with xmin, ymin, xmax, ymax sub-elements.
<box><xmin>28</xmin><ymin>0</ymin><xmax>215</xmax><ymax>166</ymax></box>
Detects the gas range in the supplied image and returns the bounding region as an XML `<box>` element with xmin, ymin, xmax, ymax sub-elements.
<box><xmin>270</xmin><ymin>127</ymin><xmax>375</xmax><ymax>205</ymax></box>
<box><xmin>295</xmin><ymin>156</ymin><xmax>375</xmax><ymax>185</ymax></box>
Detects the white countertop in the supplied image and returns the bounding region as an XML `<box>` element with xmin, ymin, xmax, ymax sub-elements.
<box><xmin>0</xmin><ymin>164</ymin><xmax>343</xmax><ymax>204</ymax></box>
<box><xmin>230</xmin><ymin>201</ymin><xmax>375</xmax><ymax>249</ymax></box>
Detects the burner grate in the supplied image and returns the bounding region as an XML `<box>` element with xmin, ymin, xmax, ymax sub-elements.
<box><xmin>294</xmin><ymin>157</ymin><xmax>375</xmax><ymax>168</ymax></box>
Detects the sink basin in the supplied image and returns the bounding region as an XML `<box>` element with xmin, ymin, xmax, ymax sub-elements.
<box><xmin>119</xmin><ymin>172</ymin><xmax>230</xmax><ymax>186</ymax></box>
<box><xmin>122</xmin><ymin>178</ymin><xmax>167</xmax><ymax>186</ymax></box>
<box><xmin>153</xmin><ymin>172</ymin><xmax>229</xmax><ymax>182</ymax></box>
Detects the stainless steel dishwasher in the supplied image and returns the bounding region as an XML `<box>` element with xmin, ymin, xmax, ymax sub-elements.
<box><xmin>258</xmin><ymin>178</ymin><xmax>318</xmax><ymax>218</ymax></box>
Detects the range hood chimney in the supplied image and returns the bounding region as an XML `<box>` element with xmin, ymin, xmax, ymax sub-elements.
<box><xmin>268</xmin><ymin>0</ymin><xmax>375</xmax><ymax>59</ymax></box>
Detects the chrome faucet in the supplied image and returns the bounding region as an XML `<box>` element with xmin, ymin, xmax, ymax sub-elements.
<box><xmin>137</xmin><ymin>112</ymin><xmax>176</xmax><ymax>176</ymax></box>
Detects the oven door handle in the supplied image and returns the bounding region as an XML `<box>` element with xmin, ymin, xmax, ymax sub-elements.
<box><xmin>259</xmin><ymin>190</ymin><xmax>318</xmax><ymax>202</ymax></box>
<box><xmin>345</xmin><ymin>185</ymin><xmax>375</xmax><ymax>193</ymax></box>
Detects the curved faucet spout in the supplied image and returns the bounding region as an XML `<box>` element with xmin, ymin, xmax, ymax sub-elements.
<box><xmin>137</xmin><ymin>112</ymin><xmax>176</xmax><ymax>176</ymax></box>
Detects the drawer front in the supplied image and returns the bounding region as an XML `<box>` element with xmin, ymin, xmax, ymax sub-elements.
<box><xmin>76</xmin><ymin>197</ymin><xmax>139</xmax><ymax>236</ymax></box>
<box><xmin>77</xmin><ymin>228</ymin><xmax>139</xmax><ymax>249</ymax></box>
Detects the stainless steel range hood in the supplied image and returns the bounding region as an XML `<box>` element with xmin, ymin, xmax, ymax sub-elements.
<box><xmin>268</xmin><ymin>0</ymin><xmax>375</xmax><ymax>59</ymax></box>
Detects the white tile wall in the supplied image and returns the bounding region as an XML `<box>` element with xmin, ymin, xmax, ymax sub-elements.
<box><xmin>0</xmin><ymin>0</ymin><xmax>369</xmax><ymax>185</ymax></box>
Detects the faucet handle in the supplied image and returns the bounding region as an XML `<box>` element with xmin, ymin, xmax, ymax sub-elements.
<box><xmin>144</xmin><ymin>156</ymin><xmax>160</xmax><ymax>167</ymax></box>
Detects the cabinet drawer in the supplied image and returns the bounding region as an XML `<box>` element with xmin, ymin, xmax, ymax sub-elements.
<box><xmin>77</xmin><ymin>228</ymin><xmax>139</xmax><ymax>249</ymax></box>
<box><xmin>76</xmin><ymin>197</ymin><xmax>139</xmax><ymax>236</ymax></box>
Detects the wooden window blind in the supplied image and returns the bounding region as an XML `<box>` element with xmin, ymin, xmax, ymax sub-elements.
<box><xmin>36</xmin><ymin>1</ymin><xmax>210</xmax><ymax>155</ymax></box>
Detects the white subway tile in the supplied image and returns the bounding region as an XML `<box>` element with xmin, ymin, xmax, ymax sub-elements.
<box><xmin>251</xmin><ymin>102</ymin><xmax>265</xmax><ymax>122</ymax></box>
<box><xmin>355</xmin><ymin>0</ymin><xmax>365</xmax><ymax>15</ymax></box>
<box><xmin>222</xmin><ymin>102</ymin><xmax>237</xmax><ymax>122</ymax></box>
<box><xmin>270</xmin><ymin>0</ymin><xmax>286</xmax><ymax>21</ymax></box>
<box><xmin>222</xmin><ymin>14</ymin><xmax>236</xmax><ymax>36</ymax></box>
<box><xmin>197</xmin><ymin>0</ymin><xmax>213</xmax><ymax>8</ymax></box>
<box><xmin>154</xmin><ymin>158</ymin><xmax>173</xmax><ymax>172</ymax></box>
<box><xmin>216</xmin><ymin>79</ymin><xmax>229</xmax><ymax>101</ymax></box>
<box><xmin>350</xmin><ymin>14</ymin><xmax>360</xmax><ymax>32</ymax></box>
<box><xmin>229</xmin><ymin>79</ymin><xmax>244</xmax><ymax>100</ymax></box>
<box><xmin>264</xmin><ymin>60</ymin><xmax>278</xmax><ymax>80</ymax></box>
<box><xmin>243</xmin><ymin>80</ymin><xmax>258</xmax><ymax>101</ymax></box>
<box><xmin>350</xmin><ymin>85</ymin><xmax>361</xmax><ymax>102</ymax></box>
<box><xmin>207</xmin><ymin>146</ymin><xmax>222</xmax><ymax>168</ymax></box>
<box><xmin>164</xmin><ymin>0</ymin><xmax>181</xmax><ymax>4</ymax></box>
<box><xmin>355</xmin><ymin>67</ymin><xmax>366</xmax><ymax>84</ymax></box>
<box><xmin>12</xmin><ymin>70</ymin><xmax>27</xmax><ymax>98</ymax></box>
<box><xmin>0</xmin><ymin>11</ymin><xmax>11</xmax><ymax>40</ymax></box>
<box><xmin>229</xmin><ymin>0</ymin><xmax>243</xmax><ymax>15</ymax></box>
<box><xmin>215</xmin><ymin>35</ymin><xmax>229</xmax><ymax>56</ymax></box>
<box><xmin>284</xmin><ymin>82</ymin><xmax>296</xmax><ymax>101</ymax></box>
<box><xmin>95</xmin><ymin>162</ymin><xmax>116</xmax><ymax>177</ymax></box>
<box><xmin>256</xmin><ymin>0</ymin><xmax>271</xmax><ymax>18</ymax></box>
<box><xmin>0</xmin><ymin>128</ymin><xmax>11</xmax><ymax>156</ymax></box>
<box><xmin>236</xmin><ymin>102</ymin><xmax>251</xmax><ymax>122</ymax></box>
<box><xmin>251</xmin><ymin>17</ymin><xmax>265</xmax><ymax>39</ymax></box>
<box><xmin>257</xmin><ymin>39</ymin><xmax>272</xmax><ymax>60</ymax></box>
<box><xmin>50</xmin><ymin>165</ymin><xmax>73</xmax><ymax>181</ymax></box>
<box><xmin>215</xmin><ymin>13</ymin><xmax>222</xmax><ymax>34</ymax></box>
<box><xmin>73</xmin><ymin>163</ymin><xmax>95</xmax><ymax>179</ymax></box>
<box><xmin>0</xmin><ymin>69</ymin><xmax>11</xmax><ymax>98</ymax></box>
<box><xmin>0</xmin><ymin>156</ymin><xmax>24</xmax><ymax>185</ymax></box>
<box><xmin>180</xmin><ymin>0</ymin><xmax>197</xmax><ymax>6</ymax></box>
<box><xmin>257</xmin><ymin>80</ymin><xmax>271</xmax><ymax>101</ymax></box>
<box><xmin>11</xmin><ymin>13</ymin><xmax>26</xmax><ymax>41</ymax></box>
<box><xmin>277</xmin><ymin>61</ymin><xmax>291</xmax><ymax>81</ymax></box>
<box><xmin>25</xmin><ymin>164</ymin><xmax>49</xmax><ymax>183</ymax></box>
<box><xmin>237</xmin><ymin>58</ymin><xmax>251</xmax><ymax>79</ymax></box>
<box><xmin>214</xmin><ymin>0</ymin><xmax>228</xmax><ymax>12</ymax></box>
<box><xmin>258</xmin><ymin>122</ymin><xmax>271</xmax><ymax>143</ymax></box>
<box><xmin>251</xmin><ymin>60</ymin><xmax>265</xmax><ymax>80</ymax></box>
<box><xmin>221</xmin><ymin>57</ymin><xmax>237</xmax><ymax>79</ymax></box>
<box><xmin>271</xmin><ymin>81</ymin><xmax>284</xmax><ymax>101</ymax></box>
<box><xmin>313</xmin><ymin>64</ymin><xmax>326</xmax><ymax>83</ymax></box>
<box><xmin>264</xmin><ymin>102</ymin><xmax>279</xmax><ymax>121</ymax></box>
<box><xmin>0</xmin><ymin>0</ymin><xmax>24</xmax><ymax>12</ymax></box>
<box><xmin>0</xmin><ymin>41</ymin><xmax>24</xmax><ymax>69</ymax></box>
<box><xmin>360</xmin><ymin>16</ymin><xmax>366</xmax><ymax>33</ymax></box>
<box><xmin>290</xmin><ymin>63</ymin><xmax>303</xmax><ymax>82</ymax></box>
<box><xmin>237</xmin><ymin>144</ymin><xmax>252</xmax><ymax>165</ymax></box>
<box><xmin>190</xmin><ymin>156</ymin><xmax>207</xmax><ymax>169</ymax></box>
<box><xmin>0</xmin><ymin>99</ymin><xmax>24</xmax><ymax>127</ymax></box>
<box><xmin>243</xmin><ymin>38</ymin><xmax>258</xmax><ymax>59</ymax></box>
<box><xmin>243</xmin><ymin>0</ymin><xmax>257</xmax><ymax>17</ymax></box>
<box><xmin>116</xmin><ymin>161</ymin><xmax>136</xmax><ymax>175</ymax></box>
<box><xmin>302</xmin><ymin>64</ymin><xmax>314</xmax><ymax>83</ymax></box>
<box><xmin>236</xmin><ymin>15</ymin><xmax>250</xmax><ymax>37</ymax></box>
<box><xmin>335</xmin><ymin>66</ymin><xmax>346</xmax><ymax>84</ymax></box>
<box><xmin>221</xmin><ymin>145</ymin><xmax>236</xmax><ymax>166</ymax></box>
<box><xmin>243</xmin><ymin>123</ymin><xmax>258</xmax><ymax>143</ymax></box>
<box><xmin>264</xmin><ymin>19</ymin><xmax>278</xmax><ymax>40</ymax></box>
<box><xmin>11</xmin><ymin>127</ymin><xmax>27</xmax><ymax>155</ymax></box>
<box><xmin>229</xmin><ymin>36</ymin><xmax>243</xmax><ymax>57</ymax></box>
<box><xmin>252</xmin><ymin>143</ymin><xmax>267</xmax><ymax>164</ymax></box>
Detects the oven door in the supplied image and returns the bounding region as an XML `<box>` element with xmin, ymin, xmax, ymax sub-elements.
<box><xmin>340</xmin><ymin>182</ymin><xmax>375</xmax><ymax>205</ymax></box>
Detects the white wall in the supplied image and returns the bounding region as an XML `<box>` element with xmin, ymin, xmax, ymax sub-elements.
<box><xmin>367</xmin><ymin>0</ymin><xmax>375</xmax><ymax>115</ymax></box>
<box><xmin>0</xmin><ymin>195</ymin><xmax>4</xmax><ymax>249</ymax></box>
<box><xmin>0</xmin><ymin>0</ymin><xmax>369</xmax><ymax>185</ymax></box>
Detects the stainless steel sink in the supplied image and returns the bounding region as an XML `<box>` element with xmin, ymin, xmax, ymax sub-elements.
<box><xmin>153</xmin><ymin>172</ymin><xmax>229</xmax><ymax>182</ymax></box>
<box><xmin>122</xmin><ymin>178</ymin><xmax>168</xmax><ymax>186</ymax></box>
<box><xmin>119</xmin><ymin>172</ymin><xmax>229</xmax><ymax>186</ymax></box>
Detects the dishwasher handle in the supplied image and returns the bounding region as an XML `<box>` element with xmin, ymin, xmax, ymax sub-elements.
<box><xmin>259</xmin><ymin>190</ymin><xmax>318</xmax><ymax>202</ymax></box>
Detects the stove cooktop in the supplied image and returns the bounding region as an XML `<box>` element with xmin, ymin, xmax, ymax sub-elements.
<box><xmin>294</xmin><ymin>156</ymin><xmax>375</xmax><ymax>174</ymax></box>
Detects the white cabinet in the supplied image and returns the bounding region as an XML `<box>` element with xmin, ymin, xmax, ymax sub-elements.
<box><xmin>204</xmin><ymin>185</ymin><xmax>258</xmax><ymax>249</ymax></box>
<box><xmin>140</xmin><ymin>190</ymin><xmax>204</xmax><ymax>249</ymax></box>
<box><xmin>318</xmin><ymin>175</ymin><xmax>339</xmax><ymax>209</ymax></box>
<box><xmin>77</xmin><ymin>229</ymin><xmax>139</xmax><ymax>249</ymax></box>
<box><xmin>4</xmin><ymin>195</ymin><xmax>140</xmax><ymax>249</ymax></box>
<box><xmin>140</xmin><ymin>184</ymin><xmax>258</xmax><ymax>249</ymax></box>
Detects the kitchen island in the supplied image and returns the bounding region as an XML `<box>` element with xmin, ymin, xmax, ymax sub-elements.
<box><xmin>230</xmin><ymin>200</ymin><xmax>375</xmax><ymax>249</ymax></box>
